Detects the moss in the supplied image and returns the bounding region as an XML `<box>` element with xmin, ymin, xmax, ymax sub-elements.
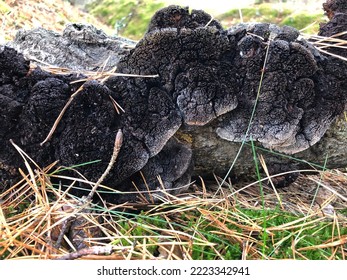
<box><xmin>280</xmin><ymin>12</ymin><xmax>326</xmax><ymax>33</ymax></box>
<box><xmin>87</xmin><ymin>0</ymin><xmax>165</xmax><ymax>39</ymax></box>
<box><xmin>218</xmin><ymin>3</ymin><xmax>326</xmax><ymax>35</ymax></box>
<box><xmin>0</xmin><ymin>0</ymin><xmax>11</xmax><ymax>14</ymax></box>
<box><xmin>218</xmin><ymin>3</ymin><xmax>293</xmax><ymax>25</ymax></box>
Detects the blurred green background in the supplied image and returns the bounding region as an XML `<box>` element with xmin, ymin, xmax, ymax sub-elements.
<box><xmin>85</xmin><ymin>0</ymin><xmax>326</xmax><ymax>39</ymax></box>
<box><xmin>1</xmin><ymin>0</ymin><xmax>327</xmax><ymax>43</ymax></box>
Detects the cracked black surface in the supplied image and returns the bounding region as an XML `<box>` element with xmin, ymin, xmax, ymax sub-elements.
<box><xmin>1</xmin><ymin>3</ymin><xmax>347</xmax><ymax>202</ymax></box>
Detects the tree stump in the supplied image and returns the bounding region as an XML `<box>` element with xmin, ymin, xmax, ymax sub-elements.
<box><xmin>1</xmin><ymin>0</ymin><xmax>347</xmax><ymax>203</ymax></box>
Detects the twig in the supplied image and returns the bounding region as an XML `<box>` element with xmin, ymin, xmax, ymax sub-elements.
<box><xmin>55</xmin><ymin>245</ymin><xmax>113</xmax><ymax>260</ymax></box>
<box><xmin>70</xmin><ymin>73</ymin><xmax>159</xmax><ymax>84</ymax></box>
<box><xmin>54</xmin><ymin>219</ymin><xmax>72</xmax><ymax>249</ymax></box>
<box><xmin>85</xmin><ymin>129</ymin><xmax>123</xmax><ymax>202</ymax></box>
<box><xmin>53</xmin><ymin>129</ymin><xmax>123</xmax><ymax>250</ymax></box>
<box><xmin>40</xmin><ymin>85</ymin><xmax>85</xmax><ymax>146</ymax></box>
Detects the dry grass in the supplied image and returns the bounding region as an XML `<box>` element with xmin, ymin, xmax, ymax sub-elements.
<box><xmin>1</xmin><ymin>154</ymin><xmax>347</xmax><ymax>260</ymax></box>
<box><xmin>308</xmin><ymin>31</ymin><xmax>347</xmax><ymax>61</ymax></box>
<box><xmin>0</xmin><ymin>0</ymin><xmax>115</xmax><ymax>43</ymax></box>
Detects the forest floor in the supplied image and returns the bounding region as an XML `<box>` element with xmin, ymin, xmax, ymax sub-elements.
<box><xmin>1</xmin><ymin>0</ymin><xmax>346</xmax><ymax>260</ymax></box>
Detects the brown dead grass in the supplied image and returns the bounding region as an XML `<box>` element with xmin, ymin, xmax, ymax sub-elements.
<box><xmin>0</xmin><ymin>0</ymin><xmax>114</xmax><ymax>43</ymax></box>
<box><xmin>1</xmin><ymin>155</ymin><xmax>347</xmax><ymax>260</ymax></box>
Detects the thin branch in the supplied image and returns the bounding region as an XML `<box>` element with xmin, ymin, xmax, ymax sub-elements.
<box><xmin>55</xmin><ymin>245</ymin><xmax>113</xmax><ymax>260</ymax></box>
<box><xmin>85</xmin><ymin>129</ymin><xmax>123</xmax><ymax>202</ymax></box>
<box><xmin>40</xmin><ymin>85</ymin><xmax>85</xmax><ymax>146</ymax></box>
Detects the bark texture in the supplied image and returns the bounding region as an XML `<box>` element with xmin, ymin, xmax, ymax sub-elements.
<box><xmin>6</xmin><ymin>23</ymin><xmax>136</xmax><ymax>71</ymax></box>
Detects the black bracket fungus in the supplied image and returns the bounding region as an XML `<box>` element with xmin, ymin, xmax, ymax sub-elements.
<box><xmin>215</xmin><ymin>22</ymin><xmax>337</xmax><ymax>155</ymax></box>
<box><xmin>1</xmin><ymin>1</ymin><xmax>347</xmax><ymax>203</ymax></box>
<box><xmin>119</xmin><ymin>27</ymin><xmax>239</xmax><ymax>126</ymax></box>
<box><xmin>146</xmin><ymin>5</ymin><xmax>223</xmax><ymax>32</ymax></box>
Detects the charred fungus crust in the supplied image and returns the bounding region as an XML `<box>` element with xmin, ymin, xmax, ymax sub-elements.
<box><xmin>1</xmin><ymin>1</ymin><xmax>347</xmax><ymax>203</ymax></box>
<box><xmin>319</xmin><ymin>0</ymin><xmax>347</xmax><ymax>60</ymax></box>
<box><xmin>146</xmin><ymin>5</ymin><xmax>223</xmax><ymax>32</ymax></box>
<box><xmin>216</xmin><ymin>22</ymin><xmax>346</xmax><ymax>155</ymax></box>
<box><xmin>323</xmin><ymin>0</ymin><xmax>347</xmax><ymax>20</ymax></box>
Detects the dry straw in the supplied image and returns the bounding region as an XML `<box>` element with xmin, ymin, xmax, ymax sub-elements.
<box><xmin>1</xmin><ymin>154</ymin><xmax>347</xmax><ymax>259</ymax></box>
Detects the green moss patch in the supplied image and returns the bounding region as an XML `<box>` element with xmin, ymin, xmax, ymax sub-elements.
<box><xmin>87</xmin><ymin>0</ymin><xmax>166</xmax><ymax>39</ymax></box>
<box><xmin>218</xmin><ymin>3</ymin><xmax>327</xmax><ymax>35</ymax></box>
